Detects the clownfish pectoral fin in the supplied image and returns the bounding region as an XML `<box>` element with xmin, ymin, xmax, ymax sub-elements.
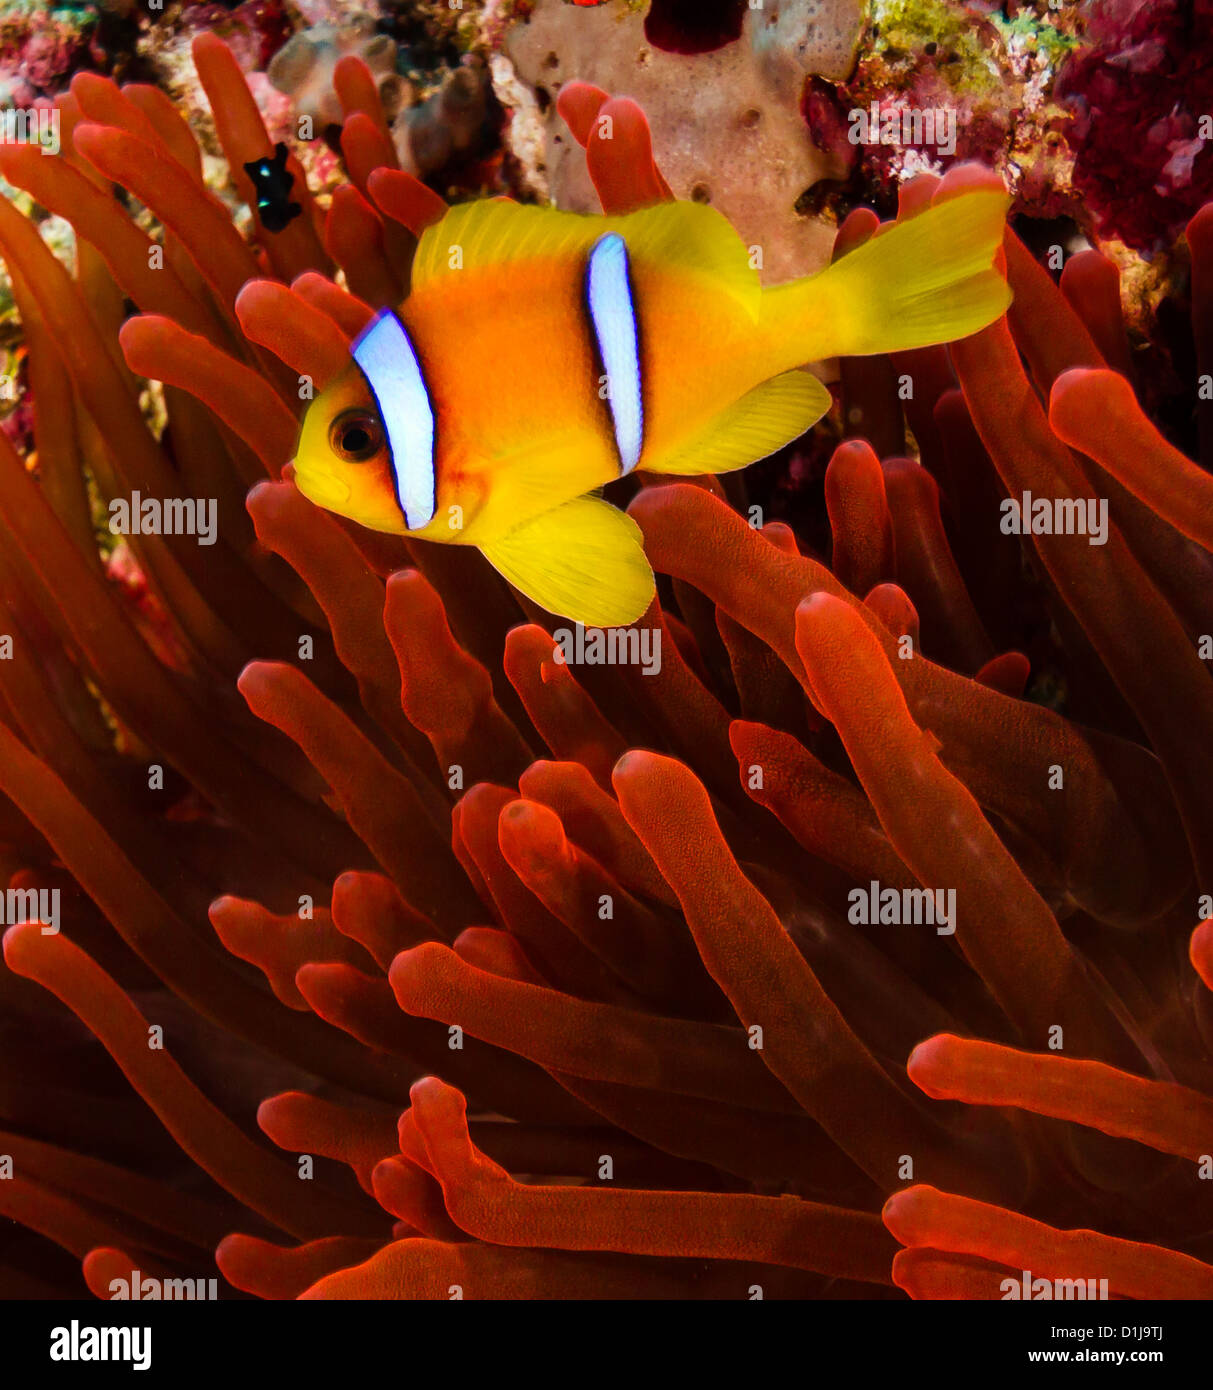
<box><xmin>479</xmin><ymin>496</ymin><xmax>655</xmax><ymax>628</ymax></box>
<box><xmin>652</xmin><ymin>370</ymin><xmax>832</xmax><ymax>477</ymax></box>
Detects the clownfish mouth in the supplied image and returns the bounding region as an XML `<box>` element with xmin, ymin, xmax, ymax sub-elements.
<box><xmin>292</xmin><ymin>463</ymin><xmax>352</xmax><ymax>510</ymax></box>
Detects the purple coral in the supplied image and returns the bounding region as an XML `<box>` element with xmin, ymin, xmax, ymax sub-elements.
<box><xmin>1056</xmin><ymin>0</ymin><xmax>1213</xmax><ymax>250</ymax></box>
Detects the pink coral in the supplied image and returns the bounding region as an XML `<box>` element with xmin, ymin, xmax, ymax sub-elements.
<box><xmin>0</xmin><ymin>6</ymin><xmax>94</xmax><ymax>107</ymax></box>
<box><xmin>1056</xmin><ymin>0</ymin><xmax>1213</xmax><ymax>249</ymax></box>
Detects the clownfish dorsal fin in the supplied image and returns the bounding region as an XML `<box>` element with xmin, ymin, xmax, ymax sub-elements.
<box><xmin>652</xmin><ymin>370</ymin><xmax>832</xmax><ymax>477</ymax></box>
<box><xmin>478</xmin><ymin>494</ymin><xmax>655</xmax><ymax>628</ymax></box>
<box><xmin>412</xmin><ymin>198</ymin><xmax>761</xmax><ymax>315</ymax></box>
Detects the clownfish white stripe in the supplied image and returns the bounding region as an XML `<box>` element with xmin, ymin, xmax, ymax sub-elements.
<box><xmin>352</xmin><ymin>310</ymin><xmax>436</xmax><ymax>531</ymax></box>
<box><xmin>586</xmin><ymin>232</ymin><xmax>644</xmax><ymax>475</ymax></box>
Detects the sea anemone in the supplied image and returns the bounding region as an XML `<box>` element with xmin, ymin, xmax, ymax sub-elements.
<box><xmin>0</xmin><ymin>40</ymin><xmax>1211</xmax><ymax>1303</ymax></box>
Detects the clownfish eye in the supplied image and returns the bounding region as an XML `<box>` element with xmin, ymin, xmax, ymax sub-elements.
<box><xmin>329</xmin><ymin>409</ymin><xmax>383</xmax><ymax>462</ymax></box>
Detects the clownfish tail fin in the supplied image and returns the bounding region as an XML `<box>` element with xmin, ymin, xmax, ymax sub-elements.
<box><xmin>761</xmin><ymin>188</ymin><xmax>1012</xmax><ymax>365</ymax></box>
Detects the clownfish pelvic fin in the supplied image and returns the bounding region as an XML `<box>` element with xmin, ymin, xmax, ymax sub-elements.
<box><xmin>478</xmin><ymin>495</ymin><xmax>655</xmax><ymax>628</ymax></box>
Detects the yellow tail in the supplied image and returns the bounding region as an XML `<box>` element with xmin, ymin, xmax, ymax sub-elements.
<box><xmin>760</xmin><ymin>189</ymin><xmax>1012</xmax><ymax>366</ymax></box>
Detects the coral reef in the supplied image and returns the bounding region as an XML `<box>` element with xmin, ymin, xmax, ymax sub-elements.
<box><xmin>801</xmin><ymin>0</ymin><xmax>1082</xmax><ymax>220</ymax></box>
<box><xmin>268</xmin><ymin>17</ymin><xmax>404</xmax><ymax>131</ymax></box>
<box><xmin>495</xmin><ymin>0</ymin><xmax>1202</xmax><ymax>265</ymax></box>
<box><xmin>0</xmin><ymin>22</ymin><xmax>1212</xmax><ymax>1306</ymax></box>
<box><xmin>264</xmin><ymin>8</ymin><xmax>495</xmax><ymax>180</ymax></box>
<box><xmin>179</xmin><ymin>0</ymin><xmax>293</xmax><ymax>76</ymax></box>
<box><xmin>772</xmin><ymin>0</ymin><xmax>1211</xmax><ymax>253</ymax></box>
<box><xmin>0</xmin><ymin>1</ymin><xmax>101</xmax><ymax>108</ymax></box>
<box><xmin>493</xmin><ymin>0</ymin><xmax>1189</xmax><ymax>282</ymax></box>
<box><xmin>1055</xmin><ymin>0</ymin><xmax>1213</xmax><ymax>252</ymax></box>
<box><xmin>497</xmin><ymin>0</ymin><xmax>866</xmax><ymax>281</ymax></box>
<box><xmin>391</xmin><ymin>54</ymin><xmax>493</xmax><ymax>180</ymax></box>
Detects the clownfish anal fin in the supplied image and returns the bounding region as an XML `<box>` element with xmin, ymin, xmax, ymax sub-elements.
<box><xmin>653</xmin><ymin>370</ymin><xmax>832</xmax><ymax>477</ymax></box>
<box><xmin>479</xmin><ymin>496</ymin><xmax>655</xmax><ymax>628</ymax></box>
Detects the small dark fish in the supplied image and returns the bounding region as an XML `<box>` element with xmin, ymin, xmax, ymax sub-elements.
<box><xmin>243</xmin><ymin>143</ymin><xmax>301</xmax><ymax>233</ymax></box>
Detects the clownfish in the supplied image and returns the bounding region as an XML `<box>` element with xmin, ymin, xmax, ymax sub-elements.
<box><xmin>294</xmin><ymin>192</ymin><xmax>1010</xmax><ymax>626</ymax></box>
